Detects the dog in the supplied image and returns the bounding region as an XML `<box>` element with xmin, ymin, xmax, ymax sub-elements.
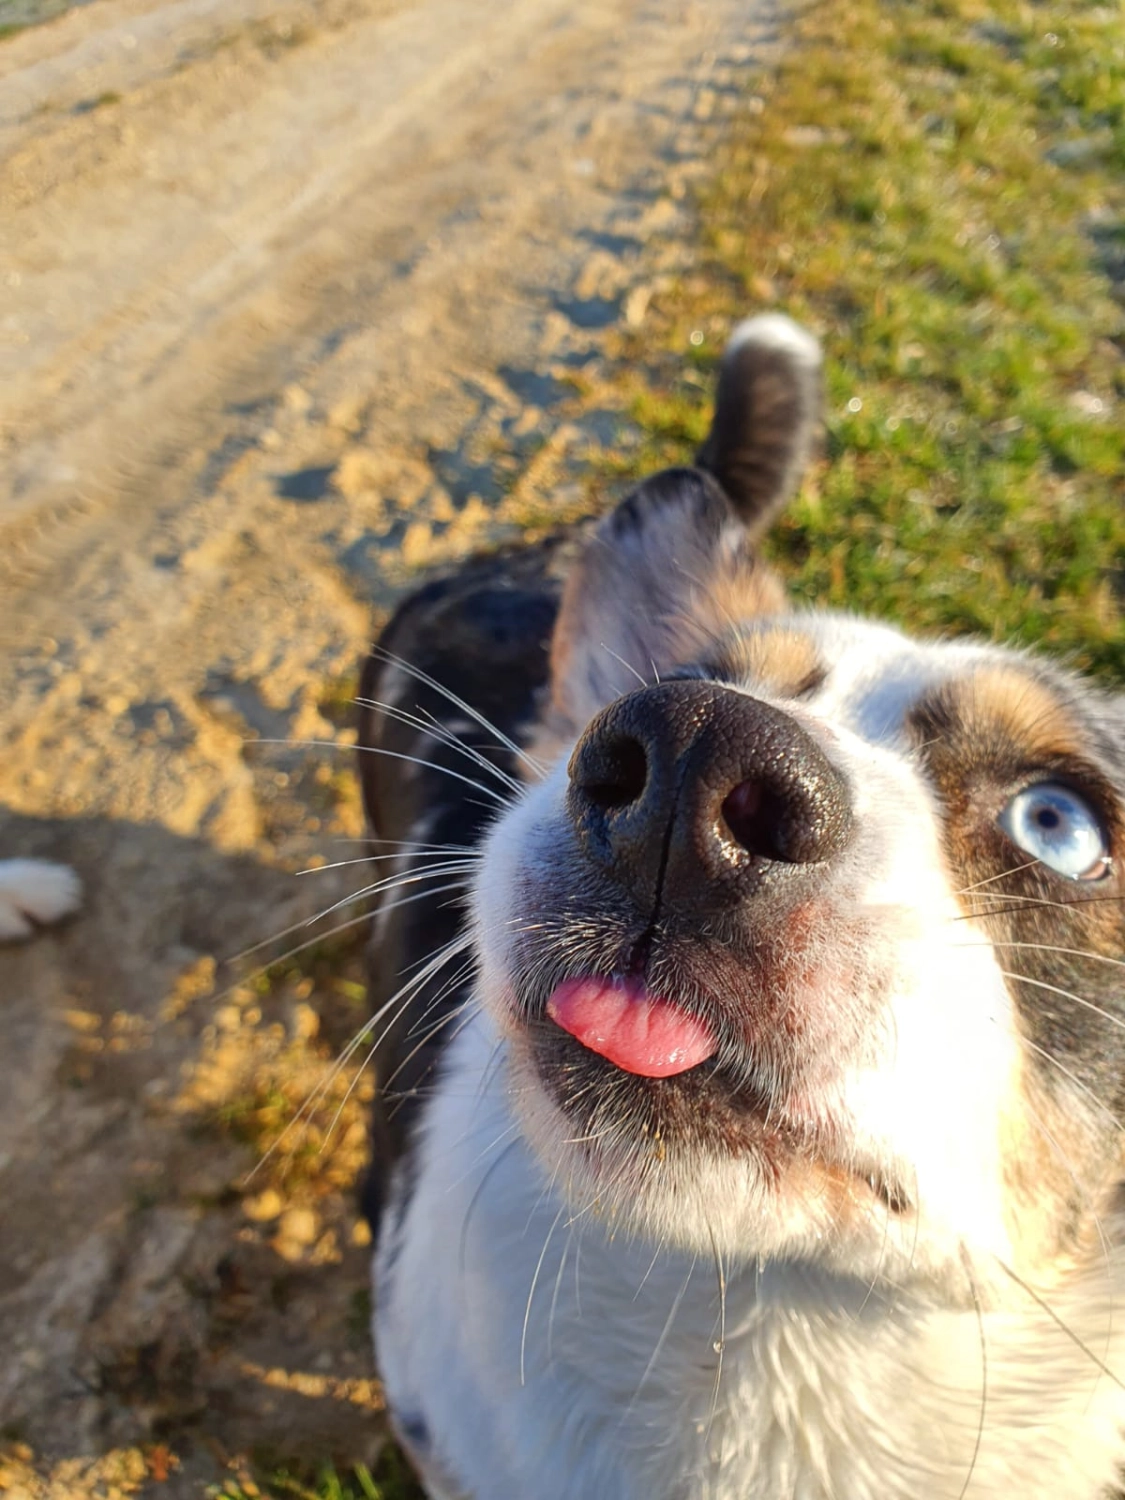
<box><xmin>356</xmin><ymin>315</ymin><xmax>1125</xmax><ymax>1499</ymax></box>
<box><xmin>0</xmin><ymin>858</ymin><xmax>81</xmax><ymax>942</ymax></box>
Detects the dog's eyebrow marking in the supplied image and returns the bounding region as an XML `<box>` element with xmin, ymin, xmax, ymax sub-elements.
<box><xmin>909</xmin><ymin>665</ymin><xmax>1086</xmax><ymax>765</ymax></box>
<box><xmin>708</xmin><ymin>625</ymin><xmax>827</xmax><ymax>699</ymax></box>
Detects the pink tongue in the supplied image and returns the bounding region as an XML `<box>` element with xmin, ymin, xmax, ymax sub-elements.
<box><xmin>546</xmin><ymin>976</ymin><xmax>717</xmax><ymax>1079</ymax></box>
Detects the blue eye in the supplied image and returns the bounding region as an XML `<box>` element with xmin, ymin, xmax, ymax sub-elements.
<box><xmin>998</xmin><ymin>783</ymin><xmax>1110</xmax><ymax>881</ymax></box>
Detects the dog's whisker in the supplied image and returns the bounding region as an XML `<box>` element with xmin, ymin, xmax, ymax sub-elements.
<box><xmin>244</xmin><ymin>932</ymin><xmax>473</xmax><ymax>1183</ymax></box>
<box><xmin>381</xmin><ymin>1002</ymin><xmax>484</xmax><ymax>1117</ymax></box>
<box><xmin>472</xmin><ymin>1035</ymin><xmax>510</xmax><ymax>1112</ymax></box>
<box><xmin>369</xmin><ymin>645</ymin><xmax>546</xmax><ymax>778</ymax></box>
<box><xmin>445</xmin><ymin>1110</ymin><xmax>521</xmax><ymax>1185</ymax></box>
<box><xmin>224</xmin><ymin>904</ymin><xmax>379</xmax><ymax>997</ymax></box>
<box><xmin>997</xmin><ymin>969</ymin><xmax>1125</xmax><ymax>1036</ymax></box>
<box><xmin>957</xmin><ymin>887</ymin><xmax>1124</xmax><ymax>906</ymax></box>
<box><xmin>226</xmin><ymin>901</ymin><xmax>365</xmax><ymax>968</ymax></box>
<box><xmin>546</xmin><ymin>1225</ymin><xmax>574</xmax><ymax>1362</ymax></box>
<box><xmin>905</xmin><ymin>1162</ymin><xmax>923</xmax><ymax>1279</ymax></box>
<box><xmin>521</xmin><ymin>1203</ymin><xmax>568</xmax><ymax>1387</ymax></box>
<box><xmin>992</xmin><ymin>1256</ymin><xmax>1125</xmax><ymax>1395</ymax></box>
<box><xmin>283</xmin><ymin>879</ymin><xmax>467</xmax><ymax>963</ymax></box>
<box><xmin>311</xmin><ymin>860</ymin><xmax>478</xmax><ymax>924</ymax></box>
<box><xmin>336</xmin><ymin>963</ymin><xmax>479</xmax><ymax>1142</ymax></box>
<box><xmin>955</xmin><ymin>859</ymin><xmax>1041</xmax><ymax>895</ymax></box>
<box><xmin>298</xmin><ymin>846</ymin><xmax>479</xmax><ymax>876</ymax></box>
<box><xmin>1019</xmin><ymin>1095</ymin><xmax>1116</xmax><ymax>1404</ymax></box>
<box><xmin>329</xmin><ymin>835</ymin><xmax>478</xmax><ymax>852</ymax></box>
<box><xmin>308</xmin><ymin>926</ymin><xmax>472</xmax><ymax>1085</ymax></box>
<box><xmin>633</xmin><ymin>1236</ymin><xmax>668</xmax><ymax>1303</ymax></box>
<box><xmin>227</xmin><ymin>848</ymin><xmax>475</xmax><ymax>969</ymax></box>
<box><xmin>458</xmin><ymin>1138</ymin><xmax>523</xmax><ymax>1276</ymax></box>
<box><xmin>1010</xmin><ymin>1031</ymin><xmax>1119</xmax><ymax>1132</ymax></box>
<box><xmin>408</xmin><ymin>700</ymin><xmax>529</xmax><ymax>796</ymax></box>
<box><xmin>957</xmin><ymin>1244</ymin><xmax>988</xmax><ymax>1500</ymax></box>
<box><xmin>257</xmin><ymin>735</ymin><xmax>515</xmax><ymax>808</ymax></box>
<box><xmin>855</xmin><ymin>1159</ymin><xmax>897</xmax><ymax>1319</ymax></box>
<box><xmin>358</xmin><ymin>693</ymin><xmax>525</xmax><ymax>795</ymax></box>
<box><xmin>707</xmin><ymin>1224</ymin><xmax>728</xmax><ymax>1432</ymax></box>
<box><xmin>323</xmin><ymin>985</ymin><xmax>472</xmax><ymax>1152</ymax></box>
<box><xmin>378</xmin><ymin>967</ymin><xmax>479</xmax><ymax>1096</ymax></box>
<box><xmin>955</xmin><ymin>938</ymin><xmax>1125</xmax><ymax>973</ymax></box>
<box><xmin>598</xmin><ymin>642</ymin><xmax>649</xmax><ymax>689</ymax></box>
<box><xmin>352</xmin><ymin>743</ymin><xmax>513</xmax><ymax>806</ymax></box>
<box><xmin>954</xmin><ymin>891</ymin><xmax>1125</xmax><ymax>922</ymax></box>
<box><xmin>335</xmin><ymin>958</ymin><xmax>477</xmax><ymax>1132</ymax></box>
<box><xmin>621</xmin><ymin>1255</ymin><xmax>698</xmax><ymax>1427</ymax></box>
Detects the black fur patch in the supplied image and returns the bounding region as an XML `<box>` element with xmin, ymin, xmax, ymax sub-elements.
<box><xmin>358</xmin><ymin>531</ymin><xmax>584</xmax><ymax>1230</ymax></box>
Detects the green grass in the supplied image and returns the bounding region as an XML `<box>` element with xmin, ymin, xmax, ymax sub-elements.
<box><xmin>245</xmin><ymin>926</ymin><xmax>368</xmax><ymax>1005</ymax></box>
<box><xmin>606</xmin><ymin>0</ymin><xmax>1124</xmax><ymax>679</ymax></box>
<box><xmin>213</xmin><ymin>1448</ymin><xmax>420</xmax><ymax>1500</ymax></box>
<box><xmin>318</xmin><ymin>669</ymin><xmax>361</xmax><ymax>731</ymax></box>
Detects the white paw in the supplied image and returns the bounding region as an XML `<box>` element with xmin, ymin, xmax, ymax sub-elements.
<box><xmin>0</xmin><ymin>859</ymin><xmax>83</xmax><ymax>942</ymax></box>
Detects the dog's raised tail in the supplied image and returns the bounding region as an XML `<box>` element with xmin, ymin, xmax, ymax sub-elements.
<box><xmin>696</xmin><ymin>314</ymin><xmax>823</xmax><ymax>536</ymax></box>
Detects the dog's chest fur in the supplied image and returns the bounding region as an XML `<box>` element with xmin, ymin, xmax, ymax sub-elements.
<box><xmin>376</xmin><ymin>1023</ymin><xmax>1125</xmax><ymax>1500</ymax></box>
<box><xmin>358</xmin><ymin>317</ymin><xmax>1125</xmax><ymax>1499</ymax></box>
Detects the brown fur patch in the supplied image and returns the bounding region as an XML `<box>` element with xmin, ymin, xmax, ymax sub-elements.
<box><xmin>687</xmin><ymin>553</ymin><xmax>790</xmax><ymax>642</ymax></box>
<box><xmin>910</xmin><ymin>663</ymin><xmax>1125</xmax><ymax>1273</ymax></box>
<box><xmin>711</xmin><ymin>623</ymin><xmax>825</xmax><ymax>698</ymax></box>
<box><xmin>907</xmin><ymin>662</ymin><xmax>1120</xmax><ymax>906</ymax></box>
<box><xmin>1001</xmin><ymin>1069</ymin><xmax>1119</xmax><ymax>1274</ymax></box>
<box><xmin>927</xmin><ymin>666</ymin><xmax>1087</xmax><ymax>765</ymax></box>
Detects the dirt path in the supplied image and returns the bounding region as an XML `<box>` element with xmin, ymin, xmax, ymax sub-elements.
<box><xmin>0</xmin><ymin>0</ymin><xmax>780</xmax><ymax>1489</ymax></box>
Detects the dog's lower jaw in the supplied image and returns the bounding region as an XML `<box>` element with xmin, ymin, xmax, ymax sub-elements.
<box><xmin>374</xmin><ymin>1012</ymin><xmax>1125</xmax><ymax>1500</ymax></box>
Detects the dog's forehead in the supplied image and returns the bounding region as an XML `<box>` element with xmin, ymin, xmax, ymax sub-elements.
<box><xmin>713</xmin><ymin>612</ymin><xmax>1059</xmax><ymax>748</ymax></box>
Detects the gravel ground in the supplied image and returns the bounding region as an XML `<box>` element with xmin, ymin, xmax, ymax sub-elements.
<box><xmin>0</xmin><ymin>0</ymin><xmax>783</xmax><ymax>1491</ymax></box>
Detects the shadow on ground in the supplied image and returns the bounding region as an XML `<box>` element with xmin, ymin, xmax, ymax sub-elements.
<box><xmin>0</xmin><ymin>812</ymin><xmax>386</xmax><ymax>1491</ymax></box>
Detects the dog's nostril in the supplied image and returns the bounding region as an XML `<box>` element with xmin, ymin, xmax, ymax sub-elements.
<box><xmin>578</xmin><ymin>734</ymin><xmax>648</xmax><ymax>810</ymax></box>
<box><xmin>721</xmin><ymin>778</ymin><xmax>787</xmax><ymax>860</ymax></box>
<box><xmin>569</xmin><ymin>683</ymin><xmax>853</xmax><ymax>901</ymax></box>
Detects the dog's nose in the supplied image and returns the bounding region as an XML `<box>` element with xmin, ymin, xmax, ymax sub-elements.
<box><xmin>566</xmin><ymin>681</ymin><xmax>852</xmax><ymax>916</ymax></box>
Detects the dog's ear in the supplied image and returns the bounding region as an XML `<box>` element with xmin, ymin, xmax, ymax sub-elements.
<box><xmin>541</xmin><ymin>317</ymin><xmax>822</xmax><ymax>742</ymax></box>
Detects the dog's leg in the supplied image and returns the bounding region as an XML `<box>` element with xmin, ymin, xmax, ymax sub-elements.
<box><xmin>0</xmin><ymin>859</ymin><xmax>82</xmax><ymax>941</ymax></box>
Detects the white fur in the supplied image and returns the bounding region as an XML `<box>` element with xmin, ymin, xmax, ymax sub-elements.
<box><xmin>0</xmin><ymin>858</ymin><xmax>82</xmax><ymax>942</ymax></box>
<box><xmin>726</xmin><ymin>312</ymin><xmax>822</xmax><ymax>369</ymax></box>
<box><xmin>376</xmin><ymin>1019</ymin><xmax>1125</xmax><ymax>1500</ymax></box>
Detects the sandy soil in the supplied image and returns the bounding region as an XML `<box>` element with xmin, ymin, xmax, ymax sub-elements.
<box><xmin>0</xmin><ymin>0</ymin><xmax>781</xmax><ymax>1490</ymax></box>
